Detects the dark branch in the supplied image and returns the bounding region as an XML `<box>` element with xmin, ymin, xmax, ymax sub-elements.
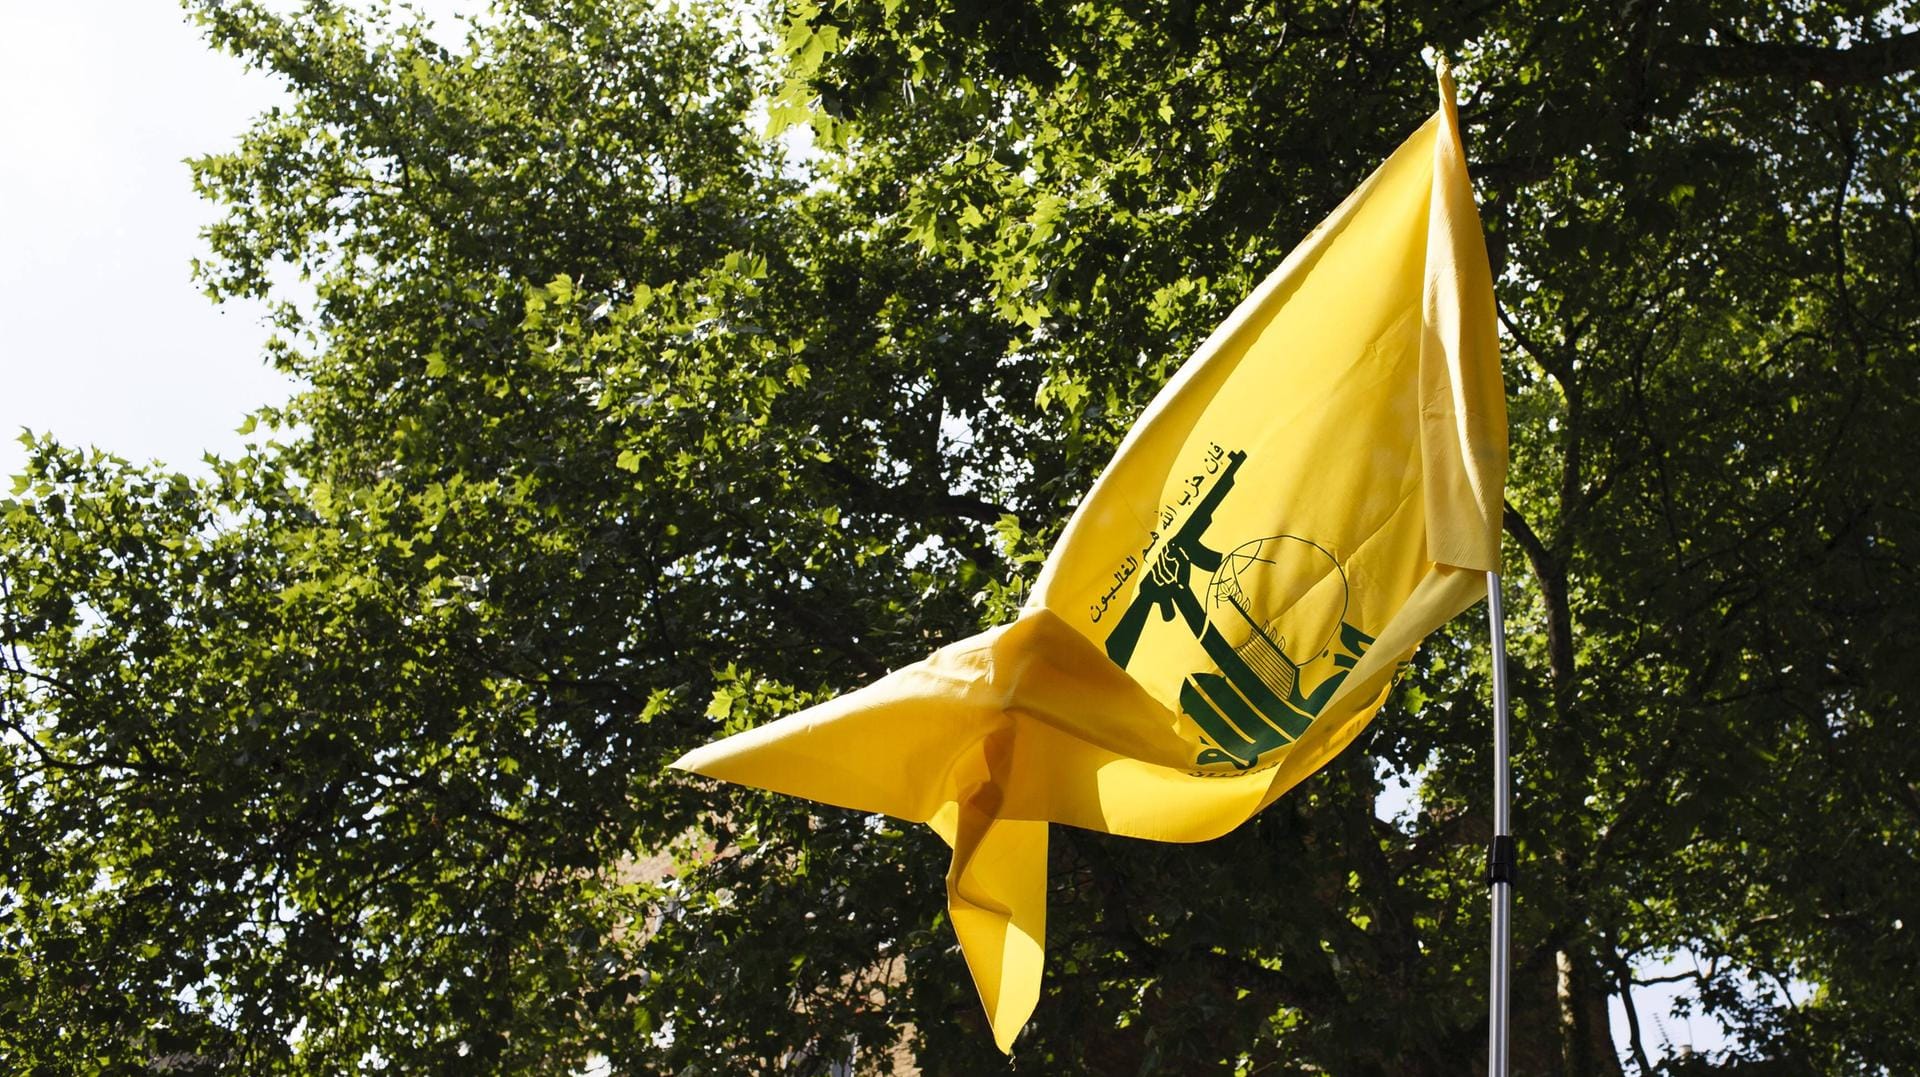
<box><xmin>1503</xmin><ymin>501</ymin><xmax>1575</xmax><ymax>694</ymax></box>
<box><xmin>762</xmin><ymin>583</ymin><xmax>890</xmax><ymax>680</ymax></box>
<box><xmin>823</xmin><ymin>461</ymin><xmax>1016</xmax><ymax>528</ymax></box>
<box><xmin>1663</xmin><ymin>30</ymin><xmax>1920</xmax><ymax>88</ymax></box>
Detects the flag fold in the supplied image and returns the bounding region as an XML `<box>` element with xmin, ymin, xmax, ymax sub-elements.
<box><xmin>672</xmin><ymin>65</ymin><xmax>1506</xmax><ymax>1052</ymax></box>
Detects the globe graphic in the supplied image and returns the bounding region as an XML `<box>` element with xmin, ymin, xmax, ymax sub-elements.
<box><xmin>1203</xmin><ymin>536</ymin><xmax>1348</xmax><ymax>695</ymax></box>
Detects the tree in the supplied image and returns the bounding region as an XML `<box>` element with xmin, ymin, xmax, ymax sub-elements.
<box><xmin>2</xmin><ymin>0</ymin><xmax>1916</xmax><ymax>1072</ymax></box>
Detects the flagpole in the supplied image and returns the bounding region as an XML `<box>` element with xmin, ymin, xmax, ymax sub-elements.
<box><xmin>1486</xmin><ymin>570</ymin><xmax>1514</xmax><ymax>1077</ymax></box>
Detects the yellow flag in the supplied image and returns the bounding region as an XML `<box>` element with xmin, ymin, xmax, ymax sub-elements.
<box><xmin>672</xmin><ymin>66</ymin><xmax>1505</xmax><ymax>1052</ymax></box>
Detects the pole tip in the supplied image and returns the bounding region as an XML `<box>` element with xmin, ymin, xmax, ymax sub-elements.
<box><xmin>1435</xmin><ymin>51</ymin><xmax>1457</xmax><ymax>101</ymax></box>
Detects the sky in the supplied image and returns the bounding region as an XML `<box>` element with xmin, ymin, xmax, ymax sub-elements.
<box><xmin>0</xmin><ymin>1</ymin><xmax>478</xmax><ymax>483</ymax></box>
<box><xmin>0</xmin><ymin>3</ymin><xmax>1766</xmax><ymax>1068</ymax></box>
<box><xmin>2</xmin><ymin>3</ymin><xmax>288</xmax><ymax>481</ymax></box>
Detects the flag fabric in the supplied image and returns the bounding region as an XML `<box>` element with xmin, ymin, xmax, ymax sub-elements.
<box><xmin>672</xmin><ymin>65</ymin><xmax>1506</xmax><ymax>1052</ymax></box>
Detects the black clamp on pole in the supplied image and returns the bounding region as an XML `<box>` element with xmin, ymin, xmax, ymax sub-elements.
<box><xmin>1485</xmin><ymin>835</ymin><xmax>1517</xmax><ymax>887</ymax></box>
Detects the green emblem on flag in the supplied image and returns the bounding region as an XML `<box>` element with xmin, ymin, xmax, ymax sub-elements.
<box><xmin>1100</xmin><ymin>451</ymin><xmax>1376</xmax><ymax>770</ymax></box>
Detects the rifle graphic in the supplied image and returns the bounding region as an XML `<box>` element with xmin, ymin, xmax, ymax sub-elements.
<box><xmin>1103</xmin><ymin>450</ymin><xmax>1247</xmax><ymax>668</ymax></box>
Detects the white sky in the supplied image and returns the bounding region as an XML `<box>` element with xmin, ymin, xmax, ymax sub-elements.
<box><xmin>0</xmin><ymin>1</ymin><xmax>478</xmax><ymax>482</ymax></box>
<box><xmin>0</xmin><ymin>3</ymin><xmax>1774</xmax><ymax>1068</ymax></box>
<box><xmin>2</xmin><ymin>3</ymin><xmax>286</xmax><ymax>480</ymax></box>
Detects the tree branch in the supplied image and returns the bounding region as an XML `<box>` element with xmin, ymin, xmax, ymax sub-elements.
<box><xmin>822</xmin><ymin>460</ymin><xmax>1017</xmax><ymax>528</ymax></box>
<box><xmin>762</xmin><ymin>582</ymin><xmax>890</xmax><ymax>680</ymax></box>
<box><xmin>1663</xmin><ymin>30</ymin><xmax>1920</xmax><ymax>88</ymax></box>
<box><xmin>1602</xmin><ymin>937</ymin><xmax>1656</xmax><ymax>1076</ymax></box>
<box><xmin>1503</xmin><ymin>500</ymin><xmax>1574</xmax><ymax>693</ymax></box>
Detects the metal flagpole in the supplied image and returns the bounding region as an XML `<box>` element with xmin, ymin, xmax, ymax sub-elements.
<box><xmin>1486</xmin><ymin>570</ymin><xmax>1514</xmax><ymax>1077</ymax></box>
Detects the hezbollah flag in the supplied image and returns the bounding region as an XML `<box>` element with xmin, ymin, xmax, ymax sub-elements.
<box><xmin>673</xmin><ymin>64</ymin><xmax>1505</xmax><ymax>1051</ymax></box>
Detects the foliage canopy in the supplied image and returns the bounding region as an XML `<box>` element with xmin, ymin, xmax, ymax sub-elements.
<box><xmin>3</xmin><ymin>0</ymin><xmax>1917</xmax><ymax>1072</ymax></box>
